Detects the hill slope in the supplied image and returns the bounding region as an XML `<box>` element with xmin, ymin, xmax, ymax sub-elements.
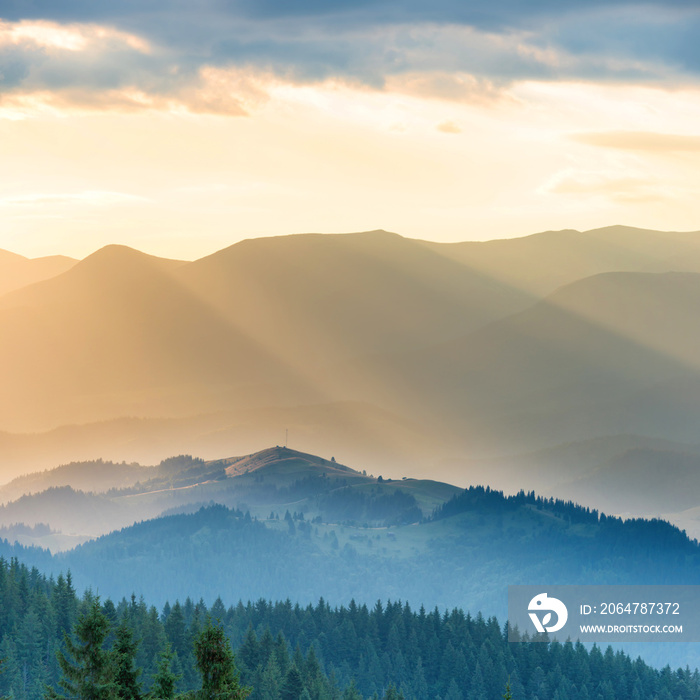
<box><xmin>223</xmin><ymin>445</ymin><xmax>358</xmax><ymax>477</ymax></box>
<box><xmin>345</xmin><ymin>270</ymin><xmax>700</xmax><ymax>455</ymax></box>
<box><xmin>176</xmin><ymin>230</ymin><xmax>533</xmax><ymax>368</ymax></box>
<box><xmin>0</xmin><ymin>458</ymin><xmax>154</xmax><ymax>504</ymax></box>
<box><xmin>4</xmin><ymin>446</ymin><xmax>700</xmax><ymax>621</ymax></box>
<box><xmin>5</xmin><ymin>227</ymin><xmax>700</xmax><ymax>489</ymax></box>
<box><xmin>0</xmin><ymin>245</ymin><xmax>297</xmax><ymax>430</ymax></box>
<box><xmin>36</xmin><ymin>489</ymin><xmax>700</xmax><ymax>614</ymax></box>
<box><xmin>0</xmin><ymin>248</ymin><xmax>77</xmax><ymax>297</ymax></box>
<box><xmin>0</xmin><ymin>446</ymin><xmax>460</xmax><ymax>547</ymax></box>
<box><xmin>423</xmin><ymin>224</ymin><xmax>700</xmax><ymax>296</ymax></box>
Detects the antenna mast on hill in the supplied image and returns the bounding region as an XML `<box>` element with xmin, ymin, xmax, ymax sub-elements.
<box><xmin>285</xmin><ymin>428</ymin><xmax>288</xmax><ymax>448</ymax></box>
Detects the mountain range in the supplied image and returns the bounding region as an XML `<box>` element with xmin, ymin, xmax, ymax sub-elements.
<box><xmin>3</xmin><ymin>225</ymin><xmax>700</xmax><ymax>528</ymax></box>
<box><xmin>2</xmin><ymin>442</ymin><xmax>700</xmax><ymax>672</ymax></box>
<box><xmin>0</xmin><ymin>446</ymin><xmax>458</xmax><ymax>549</ymax></box>
<box><xmin>1</xmin><ymin>444</ymin><xmax>698</xmax><ymax>676</ymax></box>
<box><xmin>0</xmin><ymin>248</ymin><xmax>76</xmax><ymax>297</ymax></box>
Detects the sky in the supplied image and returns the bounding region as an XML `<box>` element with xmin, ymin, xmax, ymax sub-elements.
<box><xmin>1</xmin><ymin>0</ymin><xmax>699</xmax><ymax>260</ymax></box>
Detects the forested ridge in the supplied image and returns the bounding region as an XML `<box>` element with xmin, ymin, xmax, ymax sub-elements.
<box><xmin>0</xmin><ymin>557</ymin><xmax>698</xmax><ymax>700</ymax></box>
<box><xmin>6</xmin><ymin>489</ymin><xmax>697</xmax><ymax>612</ymax></box>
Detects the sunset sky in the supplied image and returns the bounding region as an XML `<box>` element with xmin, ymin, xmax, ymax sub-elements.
<box><xmin>1</xmin><ymin>0</ymin><xmax>699</xmax><ymax>260</ymax></box>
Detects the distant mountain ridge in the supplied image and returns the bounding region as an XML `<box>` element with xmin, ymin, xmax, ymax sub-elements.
<box><xmin>4</xmin><ymin>225</ymin><xmax>700</xmax><ymax>521</ymax></box>
<box><xmin>0</xmin><ymin>458</ymin><xmax>154</xmax><ymax>504</ymax></box>
<box><xmin>5</xmin><ymin>225</ymin><xmax>700</xmax><ymax>433</ymax></box>
<box><xmin>5</xmin><ymin>444</ymin><xmax>700</xmax><ymax>675</ymax></box>
<box><xmin>0</xmin><ymin>446</ymin><xmax>458</xmax><ymax>549</ymax></box>
<box><xmin>342</xmin><ymin>268</ymin><xmax>700</xmax><ymax>451</ymax></box>
<box><xmin>0</xmin><ymin>248</ymin><xmax>76</xmax><ymax>297</ymax></box>
<box><xmin>5</xmin><ymin>478</ymin><xmax>698</xmax><ymax>622</ymax></box>
<box><xmin>421</xmin><ymin>224</ymin><xmax>700</xmax><ymax>295</ymax></box>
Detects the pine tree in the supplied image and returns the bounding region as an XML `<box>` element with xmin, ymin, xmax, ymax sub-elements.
<box><xmin>46</xmin><ymin>596</ymin><xmax>116</xmax><ymax>700</ymax></box>
<box><xmin>275</xmin><ymin>634</ymin><xmax>291</xmax><ymax>676</ymax></box>
<box><xmin>18</xmin><ymin>606</ymin><xmax>48</xmax><ymax>694</ymax></box>
<box><xmin>444</xmin><ymin>679</ymin><xmax>462</xmax><ymax>700</ymax></box>
<box><xmin>149</xmin><ymin>644</ymin><xmax>180</xmax><ymax>700</ymax></box>
<box><xmin>192</xmin><ymin>618</ymin><xmax>249</xmax><ymax>700</ymax></box>
<box><xmin>302</xmin><ymin>646</ymin><xmax>323</xmax><ymax>691</ymax></box>
<box><xmin>164</xmin><ymin>603</ymin><xmax>187</xmax><ymax>661</ymax></box>
<box><xmin>235</xmin><ymin>628</ymin><xmax>259</xmax><ymax>678</ymax></box>
<box><xmin>342</xmin><ymin>680</ymin><xmax>362</xmax><ymax>700</ymax></box>
<box><xmin>502</xmin><ymin>678</ymin><xmax>512</xmax><ymax>700</ymax></box>
<box><xmin>468</xmin><ymin>662</ymin><xmax>486</xmax><ymax>700</ymax></box>
<box><xmin>112</xmin><ymin>618</ymin><xmax>142</xmax><ymax>700</ymax></box>
<box><xmin>0</xmin><ymin>637</ymin><xmax>20</xmax><ymax>700</ymax></box>
<box><xmin>280</xmin><ymin>666</ymin><xmax>304</xmax><ymax>700</ymax></box>
<box><xmin>383</xmin><ymin>687</ymin><xmax>404</xmax><ymax>700</ymax></box>
<box><xmin>259</xmin><ymin>656</ymin><xmax>282</xmax><ymax>699</ymax></box>
<box><xmin>165</xmin><ymin>602</ymin><xmax>195</xmax><ymax>690</ymax></box>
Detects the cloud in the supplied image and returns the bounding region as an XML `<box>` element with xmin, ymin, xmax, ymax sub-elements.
<box><xmin>1</xmin><ymin>0</ymin><xmax>696</xmax><ymax>33</ymax></box>
<box><xmin>385</xmin><ymin>71</ymin><xmax>508</xmax><ymax>104</ymax></box>
<box><xmin>177</xmin><ymin>66</ymin><xmax>271</xmax><ymax>116</ymax></box>
<box><xmin>0</xmin><ymin>19</ymin><xmax>164</xmax><ymax>99</ymax></box>
<box><xmin>0</xmin><ymin>19</ymin><xmax>150</xmax><ymax>53</ymax></box>
<box><xmin>0</xmin><ymin>3</ymin><xmax>699</xmax><ymax>120</ymax></box>
<box><xmin>0</xmin><ymin>17</ymin><xmax>273</xmax><ymax>118</ymax></box>
<box><xmin>0</xmin><ymin>19</ymin><xmax>542</xmax><ymax>117</ymax></box>
<box><xmin>571</xmin><ymin>131</ymin><xmax>700</xmax><ymax>152</ymax></box>
<box><xmin>436</xmin><ymin>120</ymin><xmax>461</xmax><ymax>133</ymax></box>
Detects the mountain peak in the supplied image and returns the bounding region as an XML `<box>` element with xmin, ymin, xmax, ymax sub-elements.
<box><xmin>194</xmin><ymin>228</ymin><xmax>404</xmax><ymax>262</ymax></box>
<box><xmin>79</xmin><ymin>244</ymin><xmax>185</xmax><ymax>270</ymax></box>
<box><xmin>345</xmin><ymin>228</ymin><xmax>401</xmax><ymax>238</ymax></box>
<box><xmin>583</xmin><ymin>224</ymin><xmax>663</xmax><ymax>237</ymax></box>
<box><xmin>224</xmin><ymin>446</ymin><xmax>357</xmax><ymax>478</ymax></box>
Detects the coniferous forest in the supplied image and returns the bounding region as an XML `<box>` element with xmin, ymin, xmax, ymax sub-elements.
<box><xmin>1</xmin><ymin>557</ymin><xmax>698</xmax><ymax>700</ymax></box>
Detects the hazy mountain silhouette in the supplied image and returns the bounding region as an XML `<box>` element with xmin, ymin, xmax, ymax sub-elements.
<box><xmin>422</xmin><ymin>224</ymin><xmax>700</xmax><ymax>296</ymax></box>
<box><xmin>0</xmin><ymin>399</ymin><xmax>440</xmax><ymax>483</ymax></box>
<box><xmin>443</xmin><ymin>433</ymin><xmax>700</xmax><ymax>490</ymax></box>
<box><xmin>0</xmin><ymin>485</ymin><xmax>123</xmax><ymax>537</ymax></box>
<box><xmin>559</xmin><ymin>448</ymin><xmax>700</xmax><ymax>517</ymax></box>
<box><xmin>0</xmin><ymin>244</ymin><xmax>301</xmax><ymax>431</ymax></box>
<box><xmin>0</xmin><ymin>230</ymin><xmax>536</xmax><ymax>467</ymax></box>
<box><xmin>0</xmin><ymin>248</ymin><xmax>76</xmax><ymax>297</ymax></box>
<box><xmin>452</xmin><ymin>435</ymin><xmax>700</xmax><ymax>536</ymax></box>
<box><xmin>176</xmin><ymin>230</ymin><xmax>532</xmax><ymax>367</ymax></box>
<box><xmin>3</xmin><ymin>227</ymin><xmax>700</xmax><ymax>505</ymax></box>
<box><xmin>0</xmin><ymin>458</ymin><xmax>154</xmax><ymax>505</ymax></box>
<box><xmin>347</xmin><ymin>270</ymin><xmax>700</xmax><ymax>455</ymax></box>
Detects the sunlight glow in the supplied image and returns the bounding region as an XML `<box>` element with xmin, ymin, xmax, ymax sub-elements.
<box><xmin>0</xmin><ymin>19</ymin><xmax>150</xmax><ymax>53</ymax></box>
<box><xmin>0</xmin><ymin>25</ymin><xmax>699</xmax><ymax>259</ymax></box>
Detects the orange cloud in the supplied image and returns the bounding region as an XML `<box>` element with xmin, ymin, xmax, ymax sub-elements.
<box><xmin>436</xmin><ymin>120</ymin><xmax>461</xmax><ymax>133</ymax></box>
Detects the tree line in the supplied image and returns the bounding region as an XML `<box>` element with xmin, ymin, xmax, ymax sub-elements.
<box><xmin>0</xmin><ymin>557</ymin><xmax>698</xmax><ymax>700</ymax></box>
